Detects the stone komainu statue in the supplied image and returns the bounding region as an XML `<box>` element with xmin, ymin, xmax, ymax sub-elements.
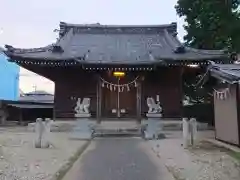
<box><xmin>74</xmin><ymin>98</ymin><xmax>90</xmax><ymax>114</ymax></box>
<box><xmin>147</xmin><ymin>97</ymin><xmax>162</xmax><ymax>114</ymax></box>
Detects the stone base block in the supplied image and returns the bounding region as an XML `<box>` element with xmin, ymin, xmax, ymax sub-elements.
<box><xmin>146</xmin><ymin>113</ymin><xmax>162</xmax><ymax>118</ymax></box>
<box><xmin>69</xmin><ymin>119</ymin><xmax>94</xmax><ymax>140</ymax></box>
<box><xmin>144</xmin><ymin>132</ymin><xmax>166</xmax><ymax>140</ymax></box>
<box><xmin>74</xmin><ymin>113</ymin><xmax>91</xmax><ymax>118</ymax></box>
<box><xmin>70</xmin><ymin>131</ymin><xmax>93</xmax><ymax>140</ymax></box>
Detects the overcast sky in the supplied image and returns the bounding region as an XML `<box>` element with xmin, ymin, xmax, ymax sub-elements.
<box><xmin>0</xmin><ymin>0</ymin><xmax>185</xmax><ymax>93</ymax></box>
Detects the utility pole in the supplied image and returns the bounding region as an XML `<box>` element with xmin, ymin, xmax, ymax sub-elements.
<box><xmin>33</xmin><ymin>85</ymin><xmax>37</xmax><ymax>92</ymax></box>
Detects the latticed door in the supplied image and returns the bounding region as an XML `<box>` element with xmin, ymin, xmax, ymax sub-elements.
<box><xmin>100</xmin><ymin>72</ymin><xmax>139</xmax><ymax>118</ymax></box>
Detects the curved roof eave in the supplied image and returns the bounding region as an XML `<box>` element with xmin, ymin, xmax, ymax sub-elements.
<box><xmin>4</xmin><ymin>22</ymin><xmax>229</xmax><ymax>64</ymax></box>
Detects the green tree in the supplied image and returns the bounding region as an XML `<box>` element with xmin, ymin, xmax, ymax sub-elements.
<box><xmin>175</xmin><ymin>0</ymin><xmax>240</xmax><ymax>52</ymax></box>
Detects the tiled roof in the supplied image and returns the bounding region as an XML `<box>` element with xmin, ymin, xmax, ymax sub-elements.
<box><xmin>209</xmin><ymin>64</ymin><xmax>240</xmax><ymax>83</ymax></box>
<box><xmin>4</xmin><ymin>22</ymin><xmax>228</xmax><ymax>65</ymax></box>
<box><xmin>19</xmin><ymin>91</ymin><xmax>54</xmax><ymax>103</ymax></box>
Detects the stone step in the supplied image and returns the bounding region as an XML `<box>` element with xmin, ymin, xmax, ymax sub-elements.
<box><xmin>141</xmin><ymin>121</ymin><xmax>212</xmax><ymax>131</ymax></box>
<box><xmin>27</xmin><ymin>120</ymin><xmax>213</xmax><ymax>132</ymax></box>
<box><xmin>93</xmin><ymin>129</ymin><xmax>142</xmax><ymax>137</ymax></box>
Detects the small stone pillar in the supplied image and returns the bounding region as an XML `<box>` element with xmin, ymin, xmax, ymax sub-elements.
<box><xmin>35</xmin><ymin>118</ymin><xmax>43</xmax><ymax>148</ymax></box>
<box><xmin>182</xmin><ymin>118</ymin><xmax>189</xmax><ymax>148</ymax></box>
<box><xmin>34</xmin><ymin>118</ymin><xmax>52</xmax><ymax>148</ymax></box>
<box><xmin>41</xmin><ymin>118</ymin><xmax>52</xmax><ymax>148</ymax></box>
<box><xmin>189</xmin><ymin>118</ymin><xmax>197</xmax><ymax>146</ymax></box>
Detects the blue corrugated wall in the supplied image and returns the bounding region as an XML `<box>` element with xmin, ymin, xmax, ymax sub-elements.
<box><xmin>0</xmin><ymin>53</ymin><xmax>20</xmax><ymax>100</ymax></box>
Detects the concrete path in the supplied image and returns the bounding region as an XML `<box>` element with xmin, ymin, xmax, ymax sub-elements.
<box><xmin>63</xmin><ymin>138</ymin><xmax>174</xmax><ymax>180</ymax></box>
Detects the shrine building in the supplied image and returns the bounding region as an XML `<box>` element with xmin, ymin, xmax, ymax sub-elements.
<box><xmin>4</xmin><ymin>22</ymin><xmax>229</xmax><ymax>121</ymax></box>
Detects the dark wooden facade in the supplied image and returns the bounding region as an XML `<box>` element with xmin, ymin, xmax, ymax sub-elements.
<box><xmin>3</xmin><ymin>22</ymin><xmax>228</xmax><ymax>120</ymax></box>
<box><xmin>52</xmin><ymin>66</ymin><xmax>183</xmax><ymax>119</ymax></box>
<box><xmin>24</xmin><ymin>65</ymin><xmax>183</xmax><ymax>119</ymax></box>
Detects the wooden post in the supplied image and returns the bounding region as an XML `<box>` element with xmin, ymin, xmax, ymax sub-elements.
<box><xmin>237</xmin><ymin>84</ymin><xmax>240</xmax><ymax>146</ymax></box>
<box><xmin>19</xmin><ymin>109</ymin><xmax>23</xmax><ymax>125</ymax></box>
<box><xmin>97</xmin><ymin>75</ymin><xmax>102</xmax><ymax>123</ymax></box>
<box><xmin>179</xmin><ymin>66</ymin><xmax>184</xmax><ymax>117</ymax></box>
<box><xmin>136</xmin><ymin>80</ymin><xmax>142</xmax><ymax>123</ymax></box>
<box><xmin>52</xmin><ymin>105</ymin><xmax>56</xmax><ymax>121</ymax></box>
<box><xmin>96</xmin><ymin>77</ymin><xmax>99</xmax><ymax>121</ymax></box>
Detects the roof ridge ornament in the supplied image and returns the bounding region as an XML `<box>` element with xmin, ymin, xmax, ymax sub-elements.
<box><xmin>174</xmin><ymin>46</ymin><xmax>186</xmax><ymax>54</ymax></box>
<box><xmin>51</xmin><ymin>45</ymin><xmax>64</xmax><ymax>53</ymax></box>
<box><xmin>149</xmin><ymin>51</ymin><xmax>155</xmax><ymax>61</ymax></box>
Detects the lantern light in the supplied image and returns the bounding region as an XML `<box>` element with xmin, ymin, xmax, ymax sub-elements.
<box><xmin>113</xmin><ymin>71</ymin><xmax>125</xmax><ymax>77</ymax></box>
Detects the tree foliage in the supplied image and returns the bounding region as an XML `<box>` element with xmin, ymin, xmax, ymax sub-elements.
<box><xmin>175</xmin><ymin>0</ymin><xmax>240</xmax><ymax>52</ymax></box>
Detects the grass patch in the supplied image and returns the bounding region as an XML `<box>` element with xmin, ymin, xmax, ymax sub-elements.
<box><xmin>201</xmin><ymin>140</ymin><xmax>240</xmax><ymax>163</ymax></box>
<box><xmin>228</xmin><ymin>152</ymin><xmax>240</xmax><ymax>162</ymax></box>
<box><xmin>52</xmin><ymin>140</ymin><xmax>91</xmax><ymax>180</ymax></box>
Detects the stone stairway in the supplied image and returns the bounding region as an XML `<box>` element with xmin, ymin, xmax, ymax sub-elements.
<box><xmin>93</xmin><ymin>121</ymin><xmax>142</xmax><ymax>137</ymax></box>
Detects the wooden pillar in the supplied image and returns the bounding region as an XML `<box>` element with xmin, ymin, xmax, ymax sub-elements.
<box><xmin>180</xmin><ymin>67</ymin><xmax>184</xmax><ymax>118</ymax></box>
<box><xmin>236</xmin><ymin>84</ymin><xmax>240</xmax><ymax>146</ymax></box>
<box><xmin>136</xmin><ymin>80</ymin><xmax>142</xmax><ymax>122</ymax></box>
<box><xmin>52</xmin><ymin>105</ymin><xmax>56</xmax><ymax>121</ymax></box>
<box><xmin>97</xmin><ymin>76</ymin><xmax>102</xmax><ymax>123</ymax></box>
<box><xmin>96</xmin><ymin>77</ymin><xmax>99</xmax><ymax>121</ymax></box>
<box><xmin>19</xmin><ymin>108</ymin><xmax>23</xmax><ymax>125</ymax></box>
<box><xmin>53</xmin><ymin>88</ymin><xmax>57</xmax><ymax>120</ymax></box>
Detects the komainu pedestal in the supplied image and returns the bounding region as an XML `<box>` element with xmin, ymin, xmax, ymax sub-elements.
<box><xmin>144</xmin><ymin>97</ymin><xmax>164</xmax><ymax>140</ymax></box>
<box><xmin>71</xmin><ymin>119</ymin><xmax>95</xmax><ymax>140</ymax></box>
<box><xmin>70</xmin><ymin>97</ymin><xmax>93</xmax><ymax>140</ymax></box>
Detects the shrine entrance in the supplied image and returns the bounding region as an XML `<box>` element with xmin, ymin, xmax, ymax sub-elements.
<box><xmin>99</xmin><ymin>72</ymin><xmax>141</xmax><ymax>119</ymax></box>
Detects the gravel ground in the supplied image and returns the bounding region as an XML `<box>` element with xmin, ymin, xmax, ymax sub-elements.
<box><xmin>0</xmin><ymin>127</ymin><xmax>87</xmax><ymax>180</ymax></box>
<box><xmin>150</xmin><ymin>131</ymin><xmax>240</xmax><ymax>180</ymax></box>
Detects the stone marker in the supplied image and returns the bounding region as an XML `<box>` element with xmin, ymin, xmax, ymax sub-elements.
<box><xmin>189</xmin><ymin>118</ymin><xmax>197</xmax><ymax>146</ymax></box>
<box><xmin>182</xmin><ymin>118</ymin><xmax>189</xmax><ymax>148</ymax></box>
<box><xmin>34</xmin><ymin>118</ymin><xmax>52</xmax><ymax>148</ymax></box>
<box><xmin>35</xmin><ymin>118</ymin><xmax>43</xmax><ymax>148</ymax></box>
<box><xmin>41</xmin><ymin>118</ymin><xmax>52</xmax><ymax>148</ymax></box>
